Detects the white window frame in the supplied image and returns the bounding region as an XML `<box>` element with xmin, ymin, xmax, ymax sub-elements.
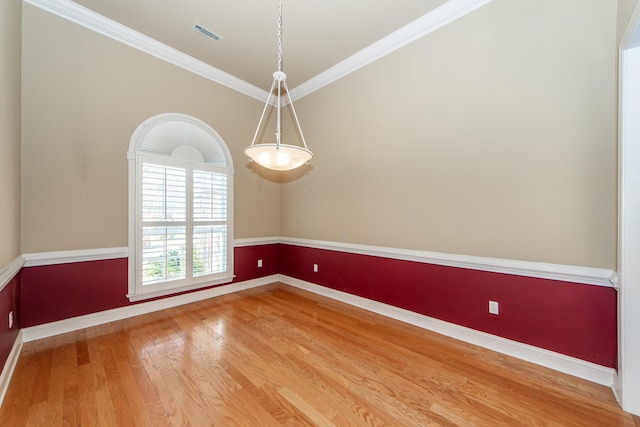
<box><xmin>127</xmin><ymin>113</ymin><xmax>234</xmax><ymax>301</ymax></box>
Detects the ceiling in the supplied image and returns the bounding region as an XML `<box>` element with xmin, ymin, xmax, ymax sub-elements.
<box><xmin>27</xmin><ymin>0</ymin><xmax>495</xmax><ymax>99</ymax></box>
<box><xmin>65</xmin><ymin>0</ymin><xmax>449</xmax><ymax>90</ymax></box>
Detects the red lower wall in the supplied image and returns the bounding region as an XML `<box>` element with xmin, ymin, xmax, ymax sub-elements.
<box><xmin>279</xmin><ymin>244</ymin><xmax>617</xmax><ymax>368</ymax></box>
<box><xmin>20</xmin><ymin>258</ymin><xmax>129</xmax><ymax>327</ymax></box>
<box><xmin>0</xmin><ymin>275</ymin><xmax>20</xmax><ymax>373</ymax></box>
<box><xmin>19</xmin><ymin>244</ymin><xmax>280</xmax><ymax>328</ymax></box>
<box><xmin>14</xmin><ymin>243</ymin><xmax>617</xmax><ymax>369</ymax></box>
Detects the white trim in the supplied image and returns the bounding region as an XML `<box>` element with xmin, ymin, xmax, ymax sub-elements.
<box><xmin>288</xmin><ymin>0</ymin><xmax>493</xmax><ymax>101</ymax></box>
<box><xmin>612</xmin><ymin>369</ymin><xmax>621</xmax><ymax>405</ymax></box>
<box><xmin>280</xmin><ymin>237</ymin><xmax>615</xmax><ymax>288</ymax></box>
<box><xmin>280</xmin><ymin>275</ymin><xmax>616</xmax><ymax>387</ymax></box>
<box><xmin>0</xmin><ymin>256</ymin><xmax>25</xmax><ymax>292</ymax></box>
<box><xmin>23</xmin><ymin>0</ymin><xmax>493</xmax><ymax>105</ymax></box>
<box><xmin>20</xmin><ymin>275</ymin><xmax>277</xmax><ymax>343</ymax></box>
<box><xmin>20</xmin><ymin>238</ymin><xmax>615</xmax><ymax>287</ymax></box>
<box><xmin>23</xmin><ymin>247</ymin><xmax>128</xmax><ymax>267</ymax></box>
<box><xmin>22</xmin><ymin>0</ymin><xmax>269</xmax><ymax>102</ymax></box>
<box><xmin>0</xmin><ymin>331</ymin><xmax>23</xmax><ymax>407</ymax></box>
<box><xmin>617</xmin><ymin>2</ymin><xmax>640</xmax><ymax>415</ymax></box>
<box><xmin>234</xmin><ymin>237</ymin><xmax>281</xmax><ymax>247</ymax></box>
<box><xmin>126</xmin><ymin>275</ymin><xmax>235</xmax><ymax>302</ymax></box>
<box><xmin>19</xmin><ymin>239</ymin><xmax>280</xmax><ymax>268</ymax></box>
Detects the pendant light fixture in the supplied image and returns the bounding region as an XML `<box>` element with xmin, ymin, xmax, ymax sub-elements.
<box><xmin>243</xmin><ymin>0</ymin><xmax>313</xmax><ymax>171</ymax></box>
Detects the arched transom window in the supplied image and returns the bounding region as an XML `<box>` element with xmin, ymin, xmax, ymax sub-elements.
<box><xmin>127</xmin><ymin>113</ymin><xmax>234</xmax><ymax>301</ymax></box>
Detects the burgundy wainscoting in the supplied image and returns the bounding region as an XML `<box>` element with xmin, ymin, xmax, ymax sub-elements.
<box><xmin>19</xmin><ymin>244</ymin><xmax>281</xmax><ymax>328</ymax></box>
<box><xmin>232</xmin><ymin>244</ymin><xmax>280</xmax><ymax>282</ymax></box>
<box><xmin>279</xmin><ymin>244</ymin><xmax>617</xmax><ymax>368</ymax></box>
<box><xmin>0</xmin><ymin>274</ymin><xmax>20</xmax><ymax>374</ymax></box>
<box><xmin>20</xmin><ymin>258</ymin><xmax>130</xmax><ymax>328</ymax></box>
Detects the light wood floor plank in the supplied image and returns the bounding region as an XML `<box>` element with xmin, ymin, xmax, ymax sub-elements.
<box><xmin>0</xmin><ymin>282</ymin><xmax>636</xmax><ymax>426</ymax></box>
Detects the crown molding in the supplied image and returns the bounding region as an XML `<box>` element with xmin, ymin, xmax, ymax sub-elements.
<box><xmin>288</xmin><ymin>0</ymin><xmax>494</xmax><ymax>101</ymax></box>
<box><xmin>22</xmin><ymin>0</ymin><xmax>270</xmax><ymax>103</ymax></box>
<box><xmin>24</xmin><ymin>0</ymin><xmax>493</xmax><ymax>104</ymax></box>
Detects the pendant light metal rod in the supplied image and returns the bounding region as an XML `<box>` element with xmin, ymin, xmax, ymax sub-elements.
<box><xmin>249</xmin><ymin>79</ymin><xmax>277</xmax><ymax>147</ymax></box>
<box><xmin>282</xmin><ymin>79</ymin><xmax>310</xmax><ymax>150</ymax></box>
<box><xmin>276</xmin><ymin>75</ymin><xmax>281</xmax><ymax>149</ymax></box>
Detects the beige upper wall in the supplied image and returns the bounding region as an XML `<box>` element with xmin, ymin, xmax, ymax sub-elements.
<box><xmin>21</xmin><ymin>4</ymin><xmax>280</xmax><ymax>253</ymax></box>
<box><xmin>20</xmin><ymin>0</ymin><xmax>622</xmax><ymax>268</ymax></box>
<box><xmin>0</xmin><ymin>1</ymin><xmax>22</xmax><ymax>267</ymax></box>
<box><xmin>281</xmin><ymin>0</ymin><xmax>618</xmax><ymax>268</ymax></box>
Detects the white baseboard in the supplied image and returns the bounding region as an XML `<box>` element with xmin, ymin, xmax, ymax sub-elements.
<box><xmin>280</xmin><ymin>275</ymin><xmax>616</xmax><ymax>387</ymax></box>
<box><xmin>0</xmin><ymin>330</ymin><xmax>23</xmax><ymax>407</ymax></box>
<box><xmin>4</xmin><ymin>272</ymin><xmax>615</xmax><ymax>411</ymax></box>
<box><xmin>21</xmin><ymin>275</ymin><xmax>277</xmax><ymax>343</ymax></box>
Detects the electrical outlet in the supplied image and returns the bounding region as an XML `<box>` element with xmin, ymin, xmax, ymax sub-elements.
<box><xmin>489</xmin><ymin>301</ymin><xmax>499</xmax><ymax>315</ymax></box>
<box><xmin>257</xmin><ymin>259</ymin><xmax>263</xmax><ymax>268</ymax></box>
<box><xmin>9</xmin><ymin>311</ymin><xmax>14</xmax><ymax>329</ymax></box>
<box><xmin>313</xmin><ymin>263</ymin><xmax>318</xmax><ymax>273</ymax></box>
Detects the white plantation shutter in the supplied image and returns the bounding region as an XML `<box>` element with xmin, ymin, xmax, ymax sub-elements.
<box><xmin>141</xmin><ymin>164</ymin><xmax>187</xmax><ymax>284</ymax></box>
<box><xmin>137</xmin><ymin>156</ymin><xmax>232</xmax><ymax>289</ymax></box>
<box><xmin>193</xmin><ymin>170</ymin><xmax>227</xmax><ymax>222</ymax></box>
<box><xmin>128</xmin><ymin>114</ymin><xmax>234</xmax><ymax>301</ymax></box>
<box><xmin>142</xmin><ymin>164</ymin><xmax>187</xmax><ymax>222</ymax></box>
<box><xmin>192</xmin><ymin>170</ymin><xmax>228</xmax><ymax>276</ymax></box>
<box><xmin>142</xmin><ymin>226</ymin><xmax>186</xmax><ymax>283</ymax></box>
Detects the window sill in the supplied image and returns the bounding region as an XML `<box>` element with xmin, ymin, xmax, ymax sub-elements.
<box><xmin>127</xmin><ymin>275</ymin><xmax>235</xmax><ymax>302</ymax></box>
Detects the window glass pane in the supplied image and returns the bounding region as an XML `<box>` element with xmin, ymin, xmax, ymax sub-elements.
<box><xmin>193</xmin><ymin>170</ymin><xmax>227</xmax><ymax>222</ymax></box>
<box><xmin>142</xmin><ymin>164</ymin><xmax>186</xmax><ymax>221</ymax></box>
<box><xmin>193</xmin><ymin>225</ymin><xmax>227</xmax><ymax>276</ymax></box>
<box><xmin>142</xmin><ymin>226</ymin><xmax>186</xmax><ymax>284</ymax></box>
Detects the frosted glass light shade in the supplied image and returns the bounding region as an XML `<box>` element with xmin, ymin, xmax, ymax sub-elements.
<box><xmin>244</xmin><ymin>143</ymin><xmax>312</xmax><ymax>171</ymax></box>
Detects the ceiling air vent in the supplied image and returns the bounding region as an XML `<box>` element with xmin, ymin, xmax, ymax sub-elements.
<box><xmin>193</xmin><ymin>24</ymin><xmax>222</xmax><ymax>42</ymax></box>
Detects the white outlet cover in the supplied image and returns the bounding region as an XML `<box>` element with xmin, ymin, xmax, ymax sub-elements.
<box><xmin>258</xmin><ymin>259</ymin><xmax>263</xmax><ymax>268</ymax></box>
<box><xmin>489</xmin><ymin>301</ymin><xmax>499</xmax><ymax>315</ymax></box>
<box><xmin>313</xmin><ymin>264</ymin><xmax>318</xmax><ymax>272</ymax></box>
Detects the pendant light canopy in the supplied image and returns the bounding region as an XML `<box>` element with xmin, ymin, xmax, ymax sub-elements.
<box><xmin>243</xmin><ymin>0</ymin><xmax>312</xmax><ymax>171</ymax></box>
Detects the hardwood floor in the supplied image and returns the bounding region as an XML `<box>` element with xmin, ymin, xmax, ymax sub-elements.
<box><xmin>1</xmin><ymin>282</ymin><xmax>637</xmax><ymax>426</ymax></box>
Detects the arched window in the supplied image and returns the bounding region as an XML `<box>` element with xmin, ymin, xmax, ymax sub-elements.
<box><xmin>127</xmin><ymin>113</ymin><xmax>234</xmax><ymax>301</ymax></box>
